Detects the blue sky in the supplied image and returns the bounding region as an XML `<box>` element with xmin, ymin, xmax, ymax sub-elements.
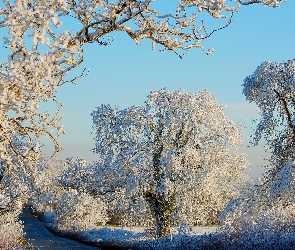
<box><xmin>22</xmin><ymin>2</ymin><xmax>295</xmax><ymax>179</ymax></box>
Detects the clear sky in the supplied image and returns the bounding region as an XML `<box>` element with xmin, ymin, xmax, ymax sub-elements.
<box><xmin>27</xmin><ymin>2</ymin><xmax>295</xmax><ymax>179</ymax></box>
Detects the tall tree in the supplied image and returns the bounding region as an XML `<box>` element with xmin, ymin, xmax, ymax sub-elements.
<box><xmin>91</xmin><ymin>88</ymin><xmax>249</xmax><ymax>237</ymax></box>
<box><xmin>243</xmin><ymin>59</ymin><xmax>295</xmax><ymax>170</ymax></box>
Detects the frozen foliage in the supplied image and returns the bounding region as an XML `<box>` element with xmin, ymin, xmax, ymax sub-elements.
<box><xmin>0</xmin><ymin>142</ymin><xmax>33</xmax><ymax>222</ymax></box>
<box><xmin>269</xmin><ymin>161</ymin><xmax>295</xmax><ymax>203</ymax></box>
<box><xmin>26</xmin><ymin>156</ymin><xmax>109</xmax><ymax>231</ymax></box>
<box><xmin>243</xmin><ymin>60</ymin><xmax>295</xmax><ymax>168</ymax></box>
<box><xmin>216</xmin><ymin>160</ymin><xmax>295</xmax><ymax>250</ymax></box>
<box><xmin>0</xmin><ymin>169</ymin><xmax>32</xmax><ymax>216</ymax></box>
<box><xmin>59</xmin><ymin>158</ymin><xmax>104</xmax><ymax>195</ymax></box>
<box><xmin>0</xmin><ymin>220</ymin><xmax>28</xmax><ymax>250</ymax></box>
<box><xmin>0</xmin><ymin>134</ymin><xmax>36</xmax><ymax>249</ymax></box>
<box><xmin>91</xmin><ymin>88</ymin><xmax>249</xmax><ymax>237</ymax></box>
<box><xmin>29</xmin><ymin>156</ymin><xmax>69</xmax><ymax>213</ymax></box>
<box><xmin>0</xmin><ymin>0</ymin><xmax>286</xmax><ymax>174</ymax></box>
<box><xmin>218</xmin><ymin>196</ymin><xmax>295</xmax><ymax>249</ymax></box>
<box><xmin>53</xmin><ymin>189</ymin><xmax>108</xmax><ymax>231</ymax></box>
<box><xmin>0</xmin><ymin>0</ymin><xmax>72</xmax><ymax>171</ymax></box>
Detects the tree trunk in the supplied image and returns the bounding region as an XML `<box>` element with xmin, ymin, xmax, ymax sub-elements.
<box><xmin>146</xmin><ymin>192</ymin><xmax>175</xmax><ymax>238</ymax></box>
<box><xmin>148</xmin><ymin>143</ymin><xmax>176</xmax><ymax>237</ymax></box>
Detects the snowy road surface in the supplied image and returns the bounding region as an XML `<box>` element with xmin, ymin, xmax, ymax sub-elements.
<box><xmin>19</xmin><ymin>208</ymin><xmax>99</xmax><ymax>250</ymax></box>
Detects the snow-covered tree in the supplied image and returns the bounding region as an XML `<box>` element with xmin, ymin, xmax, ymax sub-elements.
<box><xmin>91</xmin><ymin>88</ymin><xmax>249</xmax><ymax>237</ymax></box>
<box><xmin>242</xmin><ymin>59</ymin><xmax>295</xmax><ymax>172</ymax></box>
<box><xmin>0</xmin><ymin>0</ymin><xmax>287</xmax><ymax>174</ymax></box>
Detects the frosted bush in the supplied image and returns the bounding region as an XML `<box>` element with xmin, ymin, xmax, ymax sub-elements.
<box><xmin>221</xmin><ymin>199</ymin><xmax>295</xmax><ymax>234</ymax></box>
<box><xmin>220</xmin><ymin>162</ymin><xmax>295</xmax><ymax>235</ymax></box>
<box><xmin>29</xmin><ymin>156</ymin><xmax>69</xmax><ymax>213</ymax></box>
<box><xmin>54</xmin><ymin>189</ymin><xmax>108</xmax><ymax>231</ymax></box>
<box><xmin>259</xmin><ymin>203</ymin><xmax>295</xmax><ymax>232</ymax></box>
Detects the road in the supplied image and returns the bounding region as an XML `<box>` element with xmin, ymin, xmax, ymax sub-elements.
<box><xmin>19</xmin><ymin>208</ymin><xmax>99</xmax><ymax>250</ymax></box>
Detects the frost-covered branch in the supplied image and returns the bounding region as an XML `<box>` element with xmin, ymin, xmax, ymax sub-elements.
<box><xmin>238</xmin><ymin>0</ymin><xmax>286</xmax><ymax>7</ymax></box>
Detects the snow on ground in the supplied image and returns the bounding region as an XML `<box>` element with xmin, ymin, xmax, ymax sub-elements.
<box><xmin>80</xmin><ymin>226</ymin><xmax>217</xmax><ymax>242</ymax></box>
<box><xmin>72</xmin><ymin>225</ymin><xmax>218</xmax><ymax>250</ymax></box>
<box><xmin>46</xmin><ymin>222</ymin><xmax>295</xmax><ymax>249</ymax></box>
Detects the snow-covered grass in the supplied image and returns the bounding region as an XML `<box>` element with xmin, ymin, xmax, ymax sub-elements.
<box><xmin>131</xmin><ymin>229</ymin><xmax>295</xmax><ymax>250</ymax></box>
